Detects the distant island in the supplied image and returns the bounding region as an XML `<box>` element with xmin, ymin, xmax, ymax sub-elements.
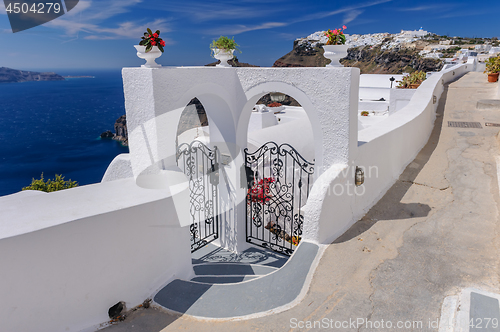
<box><xmin>0</xmin><ymin>67</ymin><xmax>65</xmax><ymax>83</ymax></box>
<box><xmin>63</xmin><ymin>75</ymin><xmax>95</xmax><ymax>78</ymax></box>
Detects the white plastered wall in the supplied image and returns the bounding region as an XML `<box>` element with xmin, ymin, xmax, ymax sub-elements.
<box><xmin>120</xmin><ymin>66</ymin><xmax>360</xmax><ymax>252</ymax></box>
<box><xmin>302</xmin><ymin>63</ymin><xmax>473</xmax><ymax>244</ymax></box>
<box><xmin>0</xmin><ymin>178</ymin><xmax>193</xmax><ymax>332</ymax></box>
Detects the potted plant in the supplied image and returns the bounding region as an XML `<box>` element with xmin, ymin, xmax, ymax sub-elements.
<box><xmin>134</xmin><ymin>28</ymin><xmax>166</xmax><ymax>68</ymax></box>
<box><xmin>267</xmin><ymin>102</ymin><xmax>284</xmax><ymax>113</ymax></box>
<box><xmin>360</xmin><ymin>111</ymin><xmax>369</xmax><ymax>116</ymax></box>
<box><xmin>484</xmin><ymin>56</ymin><xmax>500</xmax><ymax>82</ymax></box>
<box><xmin>322</xmin><ymin>26</ymin><xmax>348</xmax><ymax>67</ymax></box>
<box><xmin>210</xmin><ymin>36</ymin><xmax>240</xmax><ymax>67</ymax></box>
<box><xmin>396</xmin><ymin>71</ymin><xmax>427</xmax><ymax>89</ymax></box>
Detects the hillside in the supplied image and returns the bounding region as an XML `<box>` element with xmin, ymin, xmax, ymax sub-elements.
<box><xmin>0</xmin><ymin>67</ymin><xmax>65</xmax><ymax>83</ymax></box>
<box><xmin>273</xmin><ymin>40</ymin><xmax>443</xmax><ymax>73</ymax></box>
<box><xmin>270</xmin><ymin>29</ymin><xmax>498</xmax><ymax>73</ymax></box>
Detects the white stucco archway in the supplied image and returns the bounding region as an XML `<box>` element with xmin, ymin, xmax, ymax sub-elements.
<box><xmin>238</xmin><ymin>81</ymin><xmax>321</xmax><ymax>171</ymax></box>
<box><xmin>121</xmin><ymin>66</ymin><xmax>360</xmax><ymax>252</ymax></box>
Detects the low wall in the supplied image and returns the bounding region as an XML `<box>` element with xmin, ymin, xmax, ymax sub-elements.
<box><xmin>304</xmin><ymin>63</ymin><xmax>473</xmax><ymax>244</ymax></box>
<box><xmin>0</xmin><ymin>179</ymin><xmax>193</xmax><ymax>332</ymax></box>
<box><xmin>359</xmin><ymin>74</ymin><xmax>404</xmax><ymax>101</ymax></box>
<box><xmin>389</xmin><ymin>88</ymin><xmax>417</xmax><ymax>115</ymax></box>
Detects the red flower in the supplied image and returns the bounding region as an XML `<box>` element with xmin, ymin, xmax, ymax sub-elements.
<box><xmin>148</xmin><ymin>34</ymin><xmax>152</xmax><ymax>38</ymax></box>
<box><xmin>153</xmin><ymin>33</ymin><xmax>159</xmax><ymax>38</ymax></box>
<box><xmin>151</xmin><ymin>40</ymin><xmax>156</xmax><ymax>46</ymax></box>
<box><xmin>160</xmin><ymin>40</ymin><xmax>166</xmax><ymax>47</ymax></box>
<box><xmin>343</xmin><ymin>25</ymin><xmax>347</xmax><ymax>29</ymax></box>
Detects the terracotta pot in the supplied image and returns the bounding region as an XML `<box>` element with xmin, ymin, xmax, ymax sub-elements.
<box><xmin>409</xmin><ymin>83</ymin><xmax>420</xmax><ymax>89</ymax></box>
<box><xmin>488</xmin><ymin>72</ymin><xmax>499</xmax><ymax>83</ymax></box>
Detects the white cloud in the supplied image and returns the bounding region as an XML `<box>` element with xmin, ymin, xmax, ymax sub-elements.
<box><xmin>47</xmin><ymin>18</ymin><xmax>171</xmax><ymax>41</ymax></box>
<box><xmin>39</xmin><ymin>0</ymin><xmax>172</xmax><ymax>41</ymax></box>
<box><xmin>207</xmin><ymin>22</ymin><xmax>288</xmax><ymax>35</ymax></box>
<box><xmin>294</xmin><ymin>0</ymin><xmax>391</xmax><ymax>23</ymax></box>
<box><xmin>157</xmin><ymin>1</ymin><xmax>285</xmax><ymax>22</ymax></box>
<box><xmin>396</xmin><ymin>4</ymin><xmax>451</xmax><ymax>12</ymax></box>
<box><xmin>198</xmin><ymin>0</ymin><xmax>390</xmax><ymax>36</ymax></box>
<box><xmin>343</xmin><ymin>10</ymin><xmax>363</xmax><ymax>25</ymax></box>
<box><xmin>85</xmin><ymin>19</ymin><xmax>172</xmax><ymax>42</ymax></box>
<box><xmin>437</xmin><ymin>9</ymin><xmax>489</xmax><ymax>19</ymax></box>
<box><xmin>65</xmin><ymin>0</ymin><xmax>93</xmax><ymax>17</ymax></box>
<box><xmin>71</xmin><ymin>0</ymin><xmax>143</xmax><ymax>21</ymax></box>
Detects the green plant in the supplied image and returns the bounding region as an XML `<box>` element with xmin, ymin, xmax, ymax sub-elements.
<box><xmin>210</xmin><ymin>36</ymin><xmax>240</xmax><ymax>56</ymax></box>
<box><xmin>139</xmin><ymin>28</ymin><xmax>166</xmax><ymax>53</ymax></box>
<box><xmin>22</xmin><ymin>173</ymin><xmax>78</xmax><ymax>193</ymax></box>
<box><xmin>484</xmin><ymin>56</ymin><xmax>500</xmax><ymax>74</ymax></box>
<box><xmin>361</xmin><ymin>111</ymin><xmax>369</xmax><ymax>116</ymax></box>
<box><xmin>397</xmin><ymin>71</ymin><xmax>427</xmax><ymax>88</ymax></box>
<box><xmin>324</xmin><ymin>26</ymin><xmax>347</xmax><ymax>45</ymax></box>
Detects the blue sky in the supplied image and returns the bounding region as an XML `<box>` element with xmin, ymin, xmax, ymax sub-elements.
<box><xmin>1</xmin><ymin>0</ymin><xmax>499</xmax><ymax>70</ymax></box>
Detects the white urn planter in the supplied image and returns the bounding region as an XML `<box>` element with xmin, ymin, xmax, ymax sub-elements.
<box><xmin>134</xmin><ymin>45</ymin><xmax>162</xmax><ymax>68</ymax></box>
<box><xmin>267</xmin><ymin>106</ymin><xmax>285</xmax><ymax>113</ymax></box>
<box><xmin>323</xmin><ymin>45</ymin><xmax>348</xmax><ymax>67</ymax></box>
<box><xmin>212</xmin><ymin>48</ymin><xmax>234</xmax><ymax>67</ymax></box>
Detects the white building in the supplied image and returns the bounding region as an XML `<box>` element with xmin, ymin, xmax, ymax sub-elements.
<box><xmin>0</xmin><ymin>57</ymin><xmax>478</xmax><ymax>332</ymax></box>
<box><xmin>400</xmin><ymin>27</ymin><xmax>428</xmax><ymax>38</ymax></box>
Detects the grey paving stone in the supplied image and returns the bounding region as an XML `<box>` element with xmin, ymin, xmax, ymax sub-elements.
<box><xmin>470</xmin><ymin>292</ymin><xmax>500</xmax><ymax>332</ymax></box>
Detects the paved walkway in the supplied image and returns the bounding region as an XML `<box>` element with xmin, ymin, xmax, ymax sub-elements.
<box><xmin>101</xmin><ymin>72</ymin><xmax>500</xmax><ymax>332</ymax></box>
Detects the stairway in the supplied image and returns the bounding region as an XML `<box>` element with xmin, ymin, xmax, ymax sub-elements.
<box><xmin>153</xmin><ymin>241</ymin><xmax>320</xmax><ymax>319</ymax></box>
<box><xmin>190</xmin><ymin>242</ymin><xmax>289</xmax><ymax>284</ymax></box>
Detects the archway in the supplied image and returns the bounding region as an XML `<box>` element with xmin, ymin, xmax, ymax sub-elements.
<box><xmin>241</xmin><ymin>86</ymin><xmax>316</xmax><ymax>255</ymax></box>
<box><xmin>175</xmin><ymin>98</ymin><xmax>219</xmax><ymax>253</ymax></box>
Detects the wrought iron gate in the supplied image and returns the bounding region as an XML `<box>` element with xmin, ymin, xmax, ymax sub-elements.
<box><xmin>177</xmin><ymin>141</ymin><xmax>219</xmax><ymax>253</ymax></box>
<box><xmin>244</xmin><ymin>142</ymin><xmax>314</xmax><ymax>255</ymax></box>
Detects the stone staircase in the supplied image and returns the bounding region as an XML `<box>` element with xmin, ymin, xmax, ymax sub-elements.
<box><xmin>153</xmin><ymin>241</ymin><xmax>320</xmax><ymax>319</ymax></box>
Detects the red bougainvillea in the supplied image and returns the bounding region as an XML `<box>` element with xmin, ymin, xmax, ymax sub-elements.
<box><xmin>248</xmin><ymin>177</ymin><xmax>274</xmax><ymax>203</ymax></box>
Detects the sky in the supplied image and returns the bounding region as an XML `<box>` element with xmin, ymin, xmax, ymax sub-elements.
<box><xmin>0</xmin><ymin>0</ymin><xmax>499</xmax><ymax>71</ymax></box>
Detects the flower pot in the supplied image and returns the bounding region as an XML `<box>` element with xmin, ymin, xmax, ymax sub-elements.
<box><xmin>488</xmin><ymin>72</ymin><xmax>499</xmax><ymax>83</ymax></box>
<box><xmin>134</xmin><ymin>45</ymin><xmax>162</xmax><ymax>68</ymax></box>
<box><xmin>267</xmin><ymin>106</ymin><xmax>284</xmax><ymax>113</ymax></box>
<box><xmin>322</xmin><ymin>45</ymin><xmax>348</xmax><ymax>67</ymax></box>
<box><xmin>409</xmin><ymin>83</ymin><xmax>420</xmax><ymax>89</ymax></box>
<box><xmin>212</xmin><ymin>49</ymin><xmax>234</xmax><ymax>67</ymax></box>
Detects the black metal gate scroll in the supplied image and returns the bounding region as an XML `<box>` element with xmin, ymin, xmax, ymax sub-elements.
<box><xmin>177</xmin><ymin>141</ymin><xmax>219</xmax><ymax>253</ymax></box>
<box><xmin>244</xmin><ymin>142</ymin><xmax>314</xmax><ymax>255</ymax></box>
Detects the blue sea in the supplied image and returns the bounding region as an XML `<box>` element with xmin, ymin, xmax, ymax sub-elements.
<box><xmin>0</xmin><ymin>69</ymin><xmax>129</xmax><ymax>197</ymax></box>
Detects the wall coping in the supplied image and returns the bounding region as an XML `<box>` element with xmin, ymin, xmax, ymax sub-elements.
<box><xmin>0</xmin><ymin>177</ymin><xmax>184</xmax><ymax>240</ymax></box>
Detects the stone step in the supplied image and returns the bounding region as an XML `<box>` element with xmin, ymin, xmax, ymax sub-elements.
<box><xmin>192</xmin><ymin>263</ymin><xmax>277</xmax><ymax>276</ymax></box>
<box><xmin>154</xmin><ymin>242</ymin><xmax>320</xmax><ymax>319</ymax></box>
<box><xmin>190</xmin><ymin>275</ymin><xmax>259</xmax><ymax>284</ymax></box>
<box><xmin>477</xmin><ymin>99</ymin><xmax>500</xmax><ymax>109</ymax></box>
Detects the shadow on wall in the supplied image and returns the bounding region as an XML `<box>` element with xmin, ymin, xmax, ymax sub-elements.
<box><xmin>334</xmin><ymin>85</ymin><xmax>450</xmax><ymax>243</ymax></box>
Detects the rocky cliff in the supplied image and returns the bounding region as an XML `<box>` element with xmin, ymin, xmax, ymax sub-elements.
<box><xmin>0</xmin><ymin>67</ymin><xmax>65</xmax><ymax>83</ymax></box>
<box><xmin>341</xmin><ymin>46</ymin><xmax>443</xmax><ymax>74</ymax></box>
<box><xmin>273</xmin><ymin>36</ymin><xmax>443</xmax><ymax>73</ymax></box>
<box><xmin>205</xmin><ymin>57</ymin><xmax>259</xmax><ymax>67</ymax></box>
<box><xmin>102</xmin><ymin>98</ymin><xmax>211</xmax><ymax>147</ymax></box>
<box><xmin>100</xmin><ymin>115</ymin><xmax>128</xmax><ymax>146</ymax></box>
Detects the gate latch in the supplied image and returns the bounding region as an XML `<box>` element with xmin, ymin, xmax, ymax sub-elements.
<box><xmin>209</xmin><ymin>162</ymin><xmax>219</xmax><ymax>186</ymax></box>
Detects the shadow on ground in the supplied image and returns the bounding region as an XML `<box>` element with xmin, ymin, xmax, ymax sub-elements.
<box><xmin>334</xmin><ymin>85</ymin><xmax>449</xmax><ymax>244</ymax></box>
